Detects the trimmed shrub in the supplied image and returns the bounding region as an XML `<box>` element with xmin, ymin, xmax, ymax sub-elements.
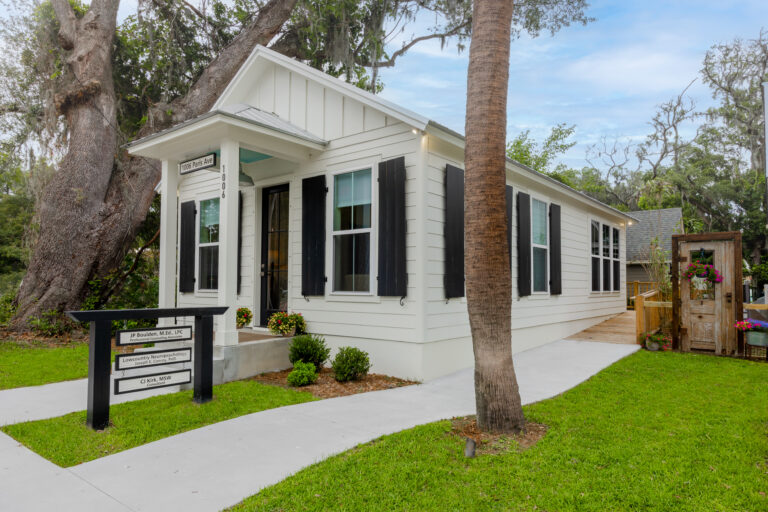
<box><xmin>289</xmin><ymin>334</ymin><xmax>330</xmax><ymax>371</ymax></box>
<box><xmin>287</xmin><ymin>361</ymin><xmax>318</xmax><ymax>387</ymax></box>
<box><xmin>332</xmin><ymin>347</ymin><xmax>371</xmax><ymax>382</ymax></box>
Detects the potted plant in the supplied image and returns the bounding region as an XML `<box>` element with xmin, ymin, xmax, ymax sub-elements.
<box><xmin>684</xmin><ymin>260</ymin><xmax>723</xmax><ymax>283</ymax></box>
<box><xmin>645</xmin><ymin>332</ymin><xmax>672</xmax><ymax>351</ymax></box>
<box><xmin>735</xmin><ymin>319</ymin><xmax>768</xmax><ymax>348</ymax></box>
<box><xmin>236</xmin><ymin>307</ymin><xmax>252</xmax><ymax>328</ymax></box>
<box><xmin>267</xmin><ymin>311</ymin><xmax>307</xmax><ymax>336</ymax></box>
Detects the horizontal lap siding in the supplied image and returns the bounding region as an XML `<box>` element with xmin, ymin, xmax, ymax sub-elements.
<box><xmin>287</xmin><ymin>124</ymin><xmax>421</xmax><ymax>343</ymax></box>
<box><xmin>424</xmin><ymin>139</ymin><xmax>626</xmax><ymax>343</ymax></box>
<box><xmin>176</xmin><ymin>171</ymin><xmax>256</xmax><ymax>312</ymax></box>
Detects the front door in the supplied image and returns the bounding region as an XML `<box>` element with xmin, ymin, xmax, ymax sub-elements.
<box><xmin>260</xmin><ymin>185</ymin><xmax>289</xmax><ymax>326</ymax></box>
<box><xmin>680</xmin><ymin>240</ymin><xmax>737</xmax><ymax>354</ymax></box>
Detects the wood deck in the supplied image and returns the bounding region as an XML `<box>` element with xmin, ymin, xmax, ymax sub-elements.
<box><xmin>565</xmin><ymin>311</ymin><xmax>638</xmax><ymax>345</ymax></box>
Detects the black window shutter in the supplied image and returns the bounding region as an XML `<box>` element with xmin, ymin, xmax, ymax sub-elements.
<box><xmin>445</xmin><ymin>164</ymin><xmax>465</xmax><ymax>298</ymax></box>
<box><xmin>506</xmin><ymin>185</ymin><xmax>513</xmax><ymax>270</ymax></box>
<box><xmin>378</xmin><ymin>156</ymin><xmax>407</xmax><ymax>296</ymax></box>
<box><xmin>517</xmin><ymin>192</ymin><xmax>531</xmax><ymax>297</ymax></box>
<box><xmin>237</xmin><ymin>191</ymin><xmax>243</xmax><ymax>295</ymax></box>
<box><xmin>613</xmin><ymin>260</ymin><xmax>620</xmax><ymax>291</ymax></box>
<box><xmin>179</xmin><ymin>200</ymin><xmax>196</xmax><ymax>293</ymax></box>
<box><xmin>301</xmin><ymin>175</ymin><xmax>326</xmax><ymax>296</ymax></box>
<box><xmin>549</xmin><ymin>203</ymin><xmax>562</xmax><ymax>295</ymax></box>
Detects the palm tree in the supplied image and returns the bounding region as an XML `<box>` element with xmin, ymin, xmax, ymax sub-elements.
<box><xmin>464</xmin><ymin>0</ymin><xmax>525</xmax><ymax>433</ymax></box>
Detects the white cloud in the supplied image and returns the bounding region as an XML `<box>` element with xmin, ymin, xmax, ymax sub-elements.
<box><xmin>562</xmin><ymin>45</ymin><xmax>701</xmax><ymax>95</ymax></box>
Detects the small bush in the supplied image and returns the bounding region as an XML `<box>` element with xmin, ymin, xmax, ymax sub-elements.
<box><xmin>287</xmin><ymin>361</ymin><xmax>318</xmax><ymax>387</ymax></box>
<box><xmin>289</xmin><ymin>334</ymin><xmax>330</xmax><ymax>371</ymax></box>
<box><xmin>29</xmin><ymin>310</ymin><xmax>72</xmax><ymax>337</ymax></box>
<box><xmin>0</xmin><ymin>291</ymin><xmax>17</xmax><ymax>327</ymax></box>
<box><xmin>332</xmin><ymin>346</ymin><xmax>371</xmax><ymax>382</ymax></box>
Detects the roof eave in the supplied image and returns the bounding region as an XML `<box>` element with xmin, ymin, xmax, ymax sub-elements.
<box><xmin>425</xmin><ymin>121</ymin><xmax>635</xmax><ymax>222</ymax></box>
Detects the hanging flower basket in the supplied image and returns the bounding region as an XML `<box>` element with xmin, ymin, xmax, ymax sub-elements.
<box><xmin>684</xmin><ymin>260</ymin><xmax>722</xmax><ymax>284</ymax></box>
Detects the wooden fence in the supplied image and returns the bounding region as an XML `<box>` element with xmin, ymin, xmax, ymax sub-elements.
<box><xmin>627</xmin><ymin>281</ymin><xmax>656</xmax><ymax>310</ymax></box>
<box><xmin>634</xmin><ymin>289</ymin><xmax>673</xmax><ymax>344</ymax></box>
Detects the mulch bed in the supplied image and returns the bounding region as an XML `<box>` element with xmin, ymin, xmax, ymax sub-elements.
<box><xmin>251</xmin><ymin>367</ymin><xmax>418</xmax><ymax>399</ymax></box>
<box><xmin>0</xmin><ymin>329</ymin><xmax>88</xmax><ymax>347</ymax></box>
<box><xmin>450</xmin><ymin>415</ymin><xmax>548</xmax><ymax>455</ymax></box>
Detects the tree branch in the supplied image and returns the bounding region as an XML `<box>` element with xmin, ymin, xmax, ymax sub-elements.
<box><xmin>101</xmin><ymin>228</ymin><xmax>160</xmax><ymax>303</ymax></box>
<box><xmin>50</xmin><ymin>0</ymin><xmax>78</xmax><ymax>50</ymax></box>
<box><xmin>373</xmin><ymin>20</ymin><xmax>472</xmax><ymax>68</ymax></box>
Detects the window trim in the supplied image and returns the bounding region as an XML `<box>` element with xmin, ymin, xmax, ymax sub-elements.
<box><xmin>327</xmin><ymin>163</ymin><xmax>378</xmax><ymax>296</ymax></box>
<box><xmin>195</xmin><ymin>194</ymin><xmax>221</xmax><ymax>294</ymax></box>
<box><xmin>530</xmin><ymin>195</ymin><xmax>550</xmax><ymax>295</ymax></box>
<box><xmin>589</xmin><ymin>218</ymin><xmax>621</xmax><ymax>295</ymax></box>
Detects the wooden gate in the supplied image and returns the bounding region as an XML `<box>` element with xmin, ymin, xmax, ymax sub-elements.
<box><xmin>672</xmin><ymin>232</ymin><xmax>743</xmax><ymax>355</ymax></box>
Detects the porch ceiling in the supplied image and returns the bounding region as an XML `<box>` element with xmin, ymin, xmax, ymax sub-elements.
<box><xmin>126</xmin><ymin>107</ymin><xmax>327</xmax><ymax>163</ymax></box>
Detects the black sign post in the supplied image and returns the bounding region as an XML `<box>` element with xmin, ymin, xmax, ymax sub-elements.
<box><xmin>66</xmin><ymin>307</ymin><xmax>227</xmax><ymax>430</ymax></box>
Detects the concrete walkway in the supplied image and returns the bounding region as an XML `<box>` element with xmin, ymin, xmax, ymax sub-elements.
<box><xmin>0</xmin><ymin>365</ymin><xmax>184</xmax><ymax>426</ymax></box>
<box><xmin>0</xmin><ymin>340</ymin><xmax>639</xmax><ymax>512</ymax></box>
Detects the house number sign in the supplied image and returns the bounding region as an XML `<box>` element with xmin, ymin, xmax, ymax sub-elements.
<box><xmin>221</xmin><ymin>164</ymin><xmax>226</xmax><ymax>198</ymax></box>
<box><xmin>179</xmin><ymin>153</ymin><xmax>216</xmax><ymax>175</ymax></box>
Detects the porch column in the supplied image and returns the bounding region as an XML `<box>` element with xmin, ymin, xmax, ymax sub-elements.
<box><xmin>158</xmin><ymin>159</ymin><xmax>178</xmax><ymax>325</ymax></box>
<box><xmin>216</xmin><ymin>138</ymin><xmax>240</xmax><ymax>345</ymax></box>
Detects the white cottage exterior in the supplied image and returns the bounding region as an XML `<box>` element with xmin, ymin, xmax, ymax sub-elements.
<box><xmin>128</xmin><ymin>45</ymin><xmax>632</xmax><ymax>381</ymax></box>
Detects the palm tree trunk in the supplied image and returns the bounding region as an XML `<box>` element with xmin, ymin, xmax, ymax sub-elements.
<box><xmin>464</xmin><ymin>0</ymin><xmax>525</xmax><ymax>433</ymax></box>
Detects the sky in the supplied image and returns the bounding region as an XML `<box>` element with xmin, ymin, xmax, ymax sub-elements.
<box><xmin>374</xmin><ymin>0</ymin><xmax>768</xmax><ymax>169</ymax></box>
<box><xmin>78</xmin><ymin>1</ymin><xmax>768</xmax><ymax>170</ymax></box>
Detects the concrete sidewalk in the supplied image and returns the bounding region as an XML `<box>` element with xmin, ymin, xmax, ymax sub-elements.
<box><xmin>0</xmin><ymin>366</ymin><xmax>184</xmax><ymax>427</ymax></box>
<box><xmin>0</xmin><ymin>340</ymin><xmax>639</xmax><ymax>512</ymax></box>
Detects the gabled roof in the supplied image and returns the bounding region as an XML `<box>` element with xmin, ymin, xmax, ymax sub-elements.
<box><xmin>213</xmin><ymin>45</ymin><xmax>430</xmax><ymax>129</ymax></box>
<box><xmin>626</xmin><ymin>208</ymin><xmax>684</xmax><ymax>263</ymax></box>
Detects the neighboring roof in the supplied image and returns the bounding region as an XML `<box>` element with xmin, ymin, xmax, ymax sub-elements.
<box><xmin>127</xmin><ymin>103</ymin><xmax>328</xmax><ymax>150</ymax></box>
<box><xmin>626</xmin><ymin>208</ymin><xmax>684</xmax><ymax>263</ymax></box>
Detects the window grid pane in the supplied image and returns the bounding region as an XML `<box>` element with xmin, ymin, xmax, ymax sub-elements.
<box><xmin>533</xmin><ymin>247</ymin><xmax>548</xmax><ymax>292</ymax></box>
<box><xmin>334</xmin><ymin>169</ymin><xmax>372</xmax><ymax>231</ymax></box>
<box><xmin>333</xmin><ymin>233</ymin><xmax>370</xmax><ymax>292</ymax></box>
<box><xmin>532</xmin><ymin>199</ymin><xmax>547</xmax><ymax>246</ymax></box>
<box><xmin>199</xmin><ymin>198</ymin><xmax>220</xmax><ymax>244</ymax></box>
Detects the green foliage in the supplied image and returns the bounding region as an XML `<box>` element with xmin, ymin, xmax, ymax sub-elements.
<box><xmin>28</xmin><ymin>310</ymin><xmax>72</xmax><ymax>337</ymax></box>
<box><xmin>289</xmin><ymin>334</ymin><xmax>330</xmax><ymax>371</ymax></box>
<box><xmin>506</xmin><ymin>123</ymin><xmax>576</xmax><ymax>174</ymax></box>
<box><xmin>0</xmin><ymin>291</ymin><xmax>17</xmax><ymax>327</ymax></box>
<box><xmin>2</xmin><ymin>379</ymin><xmax>315</xmax><ymax>467</ymax></box>
<box><xmin>233</xmin><ymin>352</ymin><xmax>768</xmax><ymax>511</ymax></box>
<box><xmin>287</xmin><ymin>360</ymin><xmax>319</xmax><ymax>387</ymax></box>
<box><xmin>750</xmin><ymin>262</ymin><xmax>768</xmax><ymax>290</ymax></box>
<box><xmin>331</xmin><ymin>346</ymin><xmax>371</xmax><ymax>382</ymax></box>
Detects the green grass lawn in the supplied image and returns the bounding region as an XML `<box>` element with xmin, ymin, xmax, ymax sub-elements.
<box><xmin>0</xmin><ymin>340</ymin><xmax>89</xmax><ymax>390</ymax></box>
<box><xmin>2</xmin><ymin>380</ymin><xmax>315</xmax><ymax>467</ymax></box>
<box><xmin>232</xmin><ymin>351</ymin><xmax>768</xmax><ymax>511</ymax></box>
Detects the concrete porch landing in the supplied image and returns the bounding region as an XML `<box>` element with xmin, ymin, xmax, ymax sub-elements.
<box><xmin>565</xmin><ymin>311</ymin><xmax>638</xmax><ymax>345</ymax></box>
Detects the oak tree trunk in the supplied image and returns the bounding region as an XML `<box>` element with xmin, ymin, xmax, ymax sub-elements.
<box><xmin>464</xmin><ymin>0</ymin><xmax>525</xmax><ymax>433</ymax></box>
<box><xmin>11</xmin><ymin>0</ymin><xmax>297</xmax><ymax>328</ymax></box>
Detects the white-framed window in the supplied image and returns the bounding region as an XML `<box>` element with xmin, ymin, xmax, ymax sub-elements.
<box><xmin>197</xmin><ymin>197</ymin><xmax>220</xmax><ymax>290</ymax></box>
<box><xmin>331</xmin><ymin>167</ymin><xmax>374</xmax><ymax>293</ymax></box>
<box><xmin>590</xmin><ymin>219</ymin><xmax>620</xmax><ymax>293</ymax></box>
<box><xmin>531</xmin><ymin>197</ymin><xmax>549</xmax><ymax>293</ymax></box>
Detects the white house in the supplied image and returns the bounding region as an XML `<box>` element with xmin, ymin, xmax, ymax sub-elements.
<box><xmin>128</xmin><ymin>45</ymin><xmax>632</xmax><ymax>382</ymax></box>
